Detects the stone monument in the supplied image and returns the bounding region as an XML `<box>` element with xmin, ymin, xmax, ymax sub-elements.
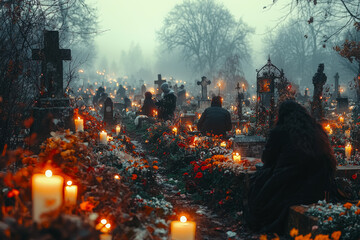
<box><xmin>311</xmin><ymin>63</ymin><xmax>327</xmax><ymax>121</ymax></box>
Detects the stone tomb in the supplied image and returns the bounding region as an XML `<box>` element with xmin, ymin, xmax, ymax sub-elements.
<box><xmin>180</xmin><ymin>113</ymin><xmax>196</xmax><ymax>126</ymax></box>
<box><xmin>103</xmin><ymin>97</ymin><xmax>114</xmax><ymax>126</ymax></box>
<box><xmin>232</xmin><ymin>135</ymin><xmax>266</xmax><ymax>158</ymax></box>
<box><xmin>336</xmin><ymin>97</ymin><xmax>349</xmax><ymax>114</ymax></box>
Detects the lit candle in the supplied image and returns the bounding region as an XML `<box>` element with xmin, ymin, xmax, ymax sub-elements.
<box><xmin>64</xmin><ymin>180</ymin><xmax>78</xmax><ymax>205</ymax></box>
<box><xmin>75</xmin><ymin>117</ymin><xmax>84</xmax><ymax>132</ymax></box>
<box><xmin>233</xmin><ymin>152</ymin><xmax>241</xmax><ymax>163</ymax></box>
<box><xmin>339</xmin><ymin>116</ymin><xmax>344</xmax><ymax>124</ymax></box>
<box><xmin>220</xmin><ymin>141</ymin><xmax>226</xmax><ymax>148</ymax></box>
<box><xmin>188</xmin><ymin>125</ymin><xmax>193</xmax><ymax>132</ymax></box>
<box><xmin>235</xmin><ymin>129</ymin><xmax>241</xmax><ymax>135</ymax></box>
<box><xmin>324</xmin><ymin>124</ymin><xmax>331</xmax><ymax>135</ymax></box>
<box><xmin>171</xmin><ymin>216</ymin><xmax>196</xmax><ymax>240</ymax></box>
<box><xmin>100</xmin><ymin>131</ymin><xmax>107</xmax><ymax>144</ymax></box>
<box><xmin>345</xmin><ymin>129</ymin><xmax>351</xmax><ymax>138</ymax></box>
<box><xmin>32</xmin><ymin>170</ymin><xmax>64</xmax><ymax>222</ymax></box>
<box><xmin>116</xmin><ymin>125</ymin><xmax>121</xmax><ymax>135</ymax></box>
<box><xmin>153</xmin><ymin>110</ymin><xmax>158</xmax><ymax>117</ymax></box>
<box><xmin>173</xmin><ymin>127</ymin><xmax>178</xmax><ymax>135</ymax></box>
<box><xmin>345</xmin><ymin>143</ymin><xmax>352</xmax><ymax>160</ymax></box>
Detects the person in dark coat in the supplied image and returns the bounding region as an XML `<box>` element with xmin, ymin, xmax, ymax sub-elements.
<box><xmin>246</xmin><ymin>100</ymin><xmax>336</xmax><ymax>234</ymax></box>
<box><xmin>141</xmin><ymin>92</ymin><xmax>157</xmax><ymax>117</ymax></box>
<box><xmin>155</xmin><ymin>83</ymin><xmax>177</xmax><ymax>121</ymax></box>
<box><xmin>197</xmin><ymin>96</ymin><xmax>232</xmax><ymax>136</ymax></box>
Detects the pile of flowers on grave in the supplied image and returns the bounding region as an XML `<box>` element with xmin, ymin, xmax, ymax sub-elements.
<box><xmin>0</xmin><ymin>109</ymin><xmax>172</xmax><ymax>239</ymax></box>
<box><xmin>259</xmin><ymin>228</ymin><xmax>342</xmax><ymax>240</ymax></box>
<box><xmin>305</xmin><ymin>200</ymin><xmax>360</xmax><ymax>240</ymax></box>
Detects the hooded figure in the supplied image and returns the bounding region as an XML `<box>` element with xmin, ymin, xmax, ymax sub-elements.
<box><xmin>197</xmin><ymin>96</ymin><xmax>232</xmax><ymax>136</ymax></box>
<box><xmin>246</xmin><ymin>100</ymin><xmax>336</xmax><ymax>234</ymax></box>
<box><xmin>141</xmin><ymin>92</ymin><xmax>157</xmax><ymax>117</ymax></box>
<box><xmin>155</xmin><ymin>82</ymin><xmax>177</xmax><ymax>120</ymax></box>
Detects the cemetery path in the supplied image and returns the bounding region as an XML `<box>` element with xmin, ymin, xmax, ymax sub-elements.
<box><xmin>131</xmin><ymin>139</ymin><xmax>261</xmax><ymax>240</ymax></box>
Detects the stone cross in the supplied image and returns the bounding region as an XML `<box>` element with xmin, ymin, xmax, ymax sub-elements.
<box><xmin>311</xmin><ymin>63</ymin><xmax>327</xmax><ymax>121</ymax></box>
<box><xmin>236</xmin><ymin>83</ymin><xmax>244</xmax><ymax>121</ymax></box>
<box><xmin>103</xmin><ymin>97</ymin><xmax>114</xmax><ymax>126</ymax></box>
<box><xmin>154</xmin><ymin>74</ymin><xmax>166</xmax><ymax>97</ymax></box>
<box><xmin>32</xmin><ymin>31</ymin><xmax>71</xmax><ymax>98</ymax></box>
<box><xmin>197</xmin><ymin>76</ymin><xmax>211</xmax><ymax>100</ymax></box>
<box><xmin>334</xmin><ymin>72</ymin><xmax>340</xmax><ymax>98</ymax></box>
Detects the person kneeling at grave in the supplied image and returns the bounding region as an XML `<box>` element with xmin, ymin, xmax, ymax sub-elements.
<box><xmin>155</xmin><ymin>83</ymin><xmax>177</xmax><ymax>121</ymax></box>
<box><xmin>141</xmin><ymin>91</ymin><xmax>157</xmax><ymax>117</ymax></box>
<box><xmin>246</xmin><ymin>100</ymin><xmax>336</xmax><ymax>234</ymax></box>
<box><xmin>197</xmin><ymin>96</ymin><xmax>232</xmax><ymax>137</ymax></box>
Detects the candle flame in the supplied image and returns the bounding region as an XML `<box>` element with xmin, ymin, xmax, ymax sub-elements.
<box><xmin>114</xmin><ymin>175</ymin><xmax>120</xmax><ymax>179</ymax></box>
<box><xmin>102</xmin><ymin>130</ymin><xmax>106</xmax><ymax>134</ymax></box>
<box><xmin>78</xmin><ymin>117</ymin><xmax>80</xmax><ymax>120</ymax></box>
<box><xmin>234</xmin><ymin>152</ymin><xmax>239</xmax><ymax>156</ymax></box>
<box><xmin>105</xmin><ymin>223</ymin><xmax>111</xmax><ymax>229</ymax></box>
<box><xmin>180</xmin><ymin>216</ymin><xmax>187</xmax><ymax>223</ymax></box>
<box><xmin>101</xmin><ymin>219</ymin><xmax>107</xmax><ymax>225</ymax></box>
<box><xmin>45</xmin><ymin>170</ymin><xmax>52</xmax><ymax>177</ymax></box>
<box><xmin>67</xmin><ymin>180</ymin><xmax>72</xmax><ymax>186</ymax></box>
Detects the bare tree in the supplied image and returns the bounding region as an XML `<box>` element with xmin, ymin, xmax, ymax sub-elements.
<box><xmin>158</xmin><ymin>0</ymin><xmax>253</xmax><ymax>78</ymax></box>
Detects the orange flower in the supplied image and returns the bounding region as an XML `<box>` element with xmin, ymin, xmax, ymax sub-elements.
<box><xmin>132</xmin><ymin>174</ymin><xmax>138</xmax><ymax>180</ymax></box>
<box><xmin>339</xmin><ymin>212</ymin><xmax>346</xmax><ymax>216</ymax></box>
<box><xmin>153</xmin><ymin>165</ymin><xmax>159</xmax><ymax>170</ymax></box>
<box><xmin>331</xmin><ymin>231</ymin><xmax>341</xmax><ymax>240</ymax></box>
<box><xmin>343</xmin><ymin>202</ymin><xmax>352</xmax><ymax>209</ymax></box>
<box><xmin>7</xmin><ymin>189</ymin><xmax>19</xmax><ymax>198</ymax></box>
<box><xmin>259</xmin><ymin>235</ymin><xmax>267</xmax><ymax>240</ymax></box>
<box><xmin>314</xmin><ymin>234</ymin><xmax>330</xmax><ymax>240</ymax></box>
<box><xmin>80</xmin><ymin>201</ymin><xmax>95</xmax><ymax>212</ymax></box>
<box><xmin>355</xmin><ymin>209</ymin><xmax>360</xmax><ymax>215</ymax></box>
<box><xmin>357</xmin><ymin>200</ymin><xmax>360</xmax><ymax>207</ymax></box>
<box><xmin>290</xmin><ymin>228</ymin><xmax>299</xmax><ymax>237</ymax></box>
<box><xmin>327</xmin><ymin>216</ymin><xmax>333</xmax><ymax>221</ymax></box>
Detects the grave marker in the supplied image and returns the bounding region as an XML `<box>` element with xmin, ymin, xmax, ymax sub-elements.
<box><xmin>103</xmin><ymin>97</ymin><xmax>114</xmax><ymax>126</ymax></box>
<box><xmin>154</xmin><ymin>74</ymin><xmax>166</xmax><ymax>99</ymax></box>
<box><xmin>197</xmin><ymin>76</ymin><xmax>211</xmax><ymax>100</ymax></box>
<box><xmin>311</xmin><ymin>63</ymin><xmax>327</xmax><ymax>121</ymax></box>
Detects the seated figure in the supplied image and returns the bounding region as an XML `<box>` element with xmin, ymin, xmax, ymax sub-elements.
<box><xmin>246</xmin><ymin>100</ymin><xmax>336</xmax><ymax>234</ymax></box>
<box><xmin>141</xmin><ymin>92</ymin><xmax>157</xmax><ymax>117</ymax></box>
<box><xmin>197</xmin><ymin>96</ymin><xmax>232</xmax><ymax>136</ymax></box>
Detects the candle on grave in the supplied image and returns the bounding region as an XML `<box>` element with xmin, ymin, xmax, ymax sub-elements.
<box><xmin>173</xmin><ymin>127</ymin><xmax>178</xmax><ymax>135</ymax></box>
<box><xmin>324</xmin><ymin>124</ymin><xmax>331</xmax><ymax>134</ymax></box>
<box><xmin>75</xmin><ymin>117</ymin><xmax>84</xmax><ymax>132</ymax></box>
<box><xmin>188</xmin><ymin>125</ymin><xmax>193</xmax><ymax>132</ymax></box>
<box><xmin>235</xmin><ymin>128</ymin><xmax>241</xmax><ymax>135</ymax></box>
<box><xmin>64</xmin><ymin>180</ymin><xmax>78</xmax><ymax>205</ymax></box>
<box><xmin>116</xmin><ymin>125</ymin><xmax>121</xmax><ymax>135</ymax></box>
<box><xmin>153</xmin><ymin>110</ymin><xmax>158</xmax><ymax>117</ymax></box>
<box><xmin>233</xmin><ymin>152</ymin><xmax>241</xmax><ymax>163</ymax></box>
<box><xmin>345</xmin><ymin>143</ymin><xmax>352</xmax><ymax>160</ymax></box>
<box><xmin>171</xmin><ymin>216</ymin><xmax>196</xmax><ymax>240</ymax></box>
<box><xmin>32</xmin><ymin>170</ymin><xmax>64</xmax><ymax>222</ymax></box>
<box><xmin>220</xmin><ymin>141</ymin><xmax>226</xmax><ymax>148</ymax></box>
<box><xmin>100</xmin><ymin>130</ymin><xmax>107</xmax><ymax>144</ymax></box>
<box><xmin>345</xmin><ymin>129</ymin><xmax>351</xmax><ymax>138</ymax></box>
<box><xmin>97</xmin><ymin>219</ymin><xmax>112</xmax><ymax>240</ymax></box>
<box><xmin>339</xmin><ymin>116</ymin><xmax>344</xmax><ymax>124</ymax></box>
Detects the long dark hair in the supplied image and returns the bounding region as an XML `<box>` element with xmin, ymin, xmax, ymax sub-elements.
<box><xmin>275</xmin><ymin>100</ymin><xmax>336</xmax><ymax>175</ymax></box>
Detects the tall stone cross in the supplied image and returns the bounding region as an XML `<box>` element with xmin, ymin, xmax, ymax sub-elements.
<box><xmin>334</xmin><ymin>72</ymin><xmax>340</xmax><ymax>98</ymax></box>
<box><xmin>154</xmin><ymin>74</ymin><xmax>166</xmax><ymax>97</ymax></box>
<box><xmin>197</xmin><ymin>76</ymin><xmax>211</xmax><ymax>100</ymax></box>
<box><xmin>311</xmin><ymin>63</ymin><xmax>327</xmax><ymax>121</ymax></box>
<box><xmin>32</xmin><ymin>31</ymin><xmax>71</xmax><ymax>98</ymax></box>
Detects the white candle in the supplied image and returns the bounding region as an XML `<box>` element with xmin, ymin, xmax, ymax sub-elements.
<box><xmin>116</xmin><ymin>125</ymin><xmax>121</xmax><ymax>135</ymax></box>
<box><xmin>345</xmin><ymin>143</ymin><xmax>352</xmax><ymax>160</ymax></box>
<box><xmin>64</xmin><ymin>181</ymin><xmax>78</xmax><ymax>205</ymax></box>
<box><xmin>32</xmin><ymin>170</ymin><xmax>64</xmax><ymax>222</ymax></box>
<box><xmin>100</xmin><ymin>131</ymin><xmax>107</xmax><ymax>144</ymax></box>
<box><xmin>173</xmin><ymin>127</ymin><xmax>178</xmax><ymax>135</ymax></box>
<box><xmin>233</xmin><ymin>152</ymin><xmax>241</xmax><ymax>163</ymax></box>
<box><xmin>324</xmin><ymin>124</ymin><xmax>331</xmax><ymax>134</ymax></box>
<box><xmin>171</xmin><ymin>216</ymin><xmax>196</xmax><ymax>240</ymax></box>
<box><xmin>75</xmin><ymin>117</ymin><xmax>84</xmax><ymax>132</ymax></box>
<box><xmin>235</xmin><ymin>129</ymin><xmax>241</xmax><ymax>135</ymax></box>
<box><xmin>220</xmin><ymin>141</ymin><xmax>226</xmax><ymax>148</ymax></box>
<box><xmin>100</xmin><ymin>234</ymin><xmax>112</xmax><ymax>240</ymax></box>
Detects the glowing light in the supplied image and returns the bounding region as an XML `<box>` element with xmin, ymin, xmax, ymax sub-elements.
<box><xmin>180</xmin><ymin>216</ymin><xmax>187</xmax><ymax>223</ymax></box>
<box><xmin>101</xmin><ymin>219</ymin><xmax>107</xmax><ymax>225</ymax></box>
<box><xmin>45</xmin><ymin>170</ymin><xmax>52</xmax><ymax>177</ymax></box>
<box><xmin>114</xmin><ymin>175</ymin><xmax>120</xmax><ymax>179</ymax></box>
<box><xmin>105</xmin><ymin>223</ymin><xmax>111</xmax><ymax>229</ymax></box>
<box><xmin>67</xmin><ymin>181</ymin><xmax>72</xmax><ymax>186</ymax></box>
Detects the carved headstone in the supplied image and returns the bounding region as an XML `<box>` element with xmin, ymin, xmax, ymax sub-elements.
<box><xmin>334</xmin><ymin>72</ymin><xmax>340</xmax><ymax>98</ymax></box>
<box><xmin>103</xmin><ymin>97</ymin><xmax>114</xmax><ymax>126</ymax></box>
<box><xmin>311</xmin><ymin>63</ymin><xmax>327</xmax><ymax>121</ymax></box>
<box><xmin>154</xmin><ymin>74</ymin><xmax>166</xmax><ymax>99</ymax></box>
<box><xmin>32</xmin><ymin>31</ymin><xmax>71</xmax><ymax>98</ymax></box>
<box><xmin>197</xmin><ymin>76</ymin><xmax>211</xmax><ymax>100</ymax></box>
<box><xmin>236</xmin><ymin>82</ymin><xmax>244</xmax><ymax>121</ymax></box>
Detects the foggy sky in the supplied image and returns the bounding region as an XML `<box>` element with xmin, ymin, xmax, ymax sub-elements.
<box><xmin>92</xmin><ymin>0</ymin><xmax>287</xmax><ymax>81</ymax></box>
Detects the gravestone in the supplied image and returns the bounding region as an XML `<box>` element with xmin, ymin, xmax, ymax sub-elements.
<box><xmin>32</xmin><ymin>31</ymin><xmax>71</xmax><ymax>98</ymax></box>
<box><xmin>154</xmin><ymin>74</ymin><xmax>166</xmax><ymax>99</ymax></box>
<box><xmin>232</xmin><ymin>135</ymin><xmax>266</xmax><ymax>158</ymax></box>
<box><xmin>31</xmin><ymin>31</ymin><xmax>73</xmax><ymax>151</ymax></box>
<box><xmin>197</xmin><ymin>76</ymin><xmax>211</xmax><ymax>100</ymax></box>
<box><xmin>236</xmin><ymin>82</ymin><xmax>244</xmax><ymax>121</ymax></box>
<box><xmin>180</xmin><ymin>113</ymin><xmax>196</xmax><ymax>126</ymax></box>
<box><xmin>334</xmin><ymin>73</ymin><xmax>349</xmax><ymax>114</ymax></box>
<box><xmin>311</xmin><ymin>63</ymin><xmax>327</xmax><ymax>121</ymax></box>
<box><xmin>103</xmin><ymin>97</ymin><xmax>114</xmax><ymax>126</ymax></box>
<box><xmin>334</xmin><ymin>72</ymin><xmax>340</xmax><ymax>98</ymax></box>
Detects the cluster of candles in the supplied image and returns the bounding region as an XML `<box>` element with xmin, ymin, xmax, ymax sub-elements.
<box><xmin>232</xmin><ymin>152</ymin><xmax>241</xmax><ymax>163</ymax></box>
<box><xmin>32</xmin><ymin>170</ymin><xmax>78</xmax><ymax>222</ymax></box>
<box><xmin>99</xmin><ymin>125</ymin><xmax>122</xmax><ymax>145</ymax></box>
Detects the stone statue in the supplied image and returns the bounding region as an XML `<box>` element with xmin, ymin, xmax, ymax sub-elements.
<box><xmin>311</xmin><ymin>63</ymin><xmax>327</xmax><ymax>121</ymax></box>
